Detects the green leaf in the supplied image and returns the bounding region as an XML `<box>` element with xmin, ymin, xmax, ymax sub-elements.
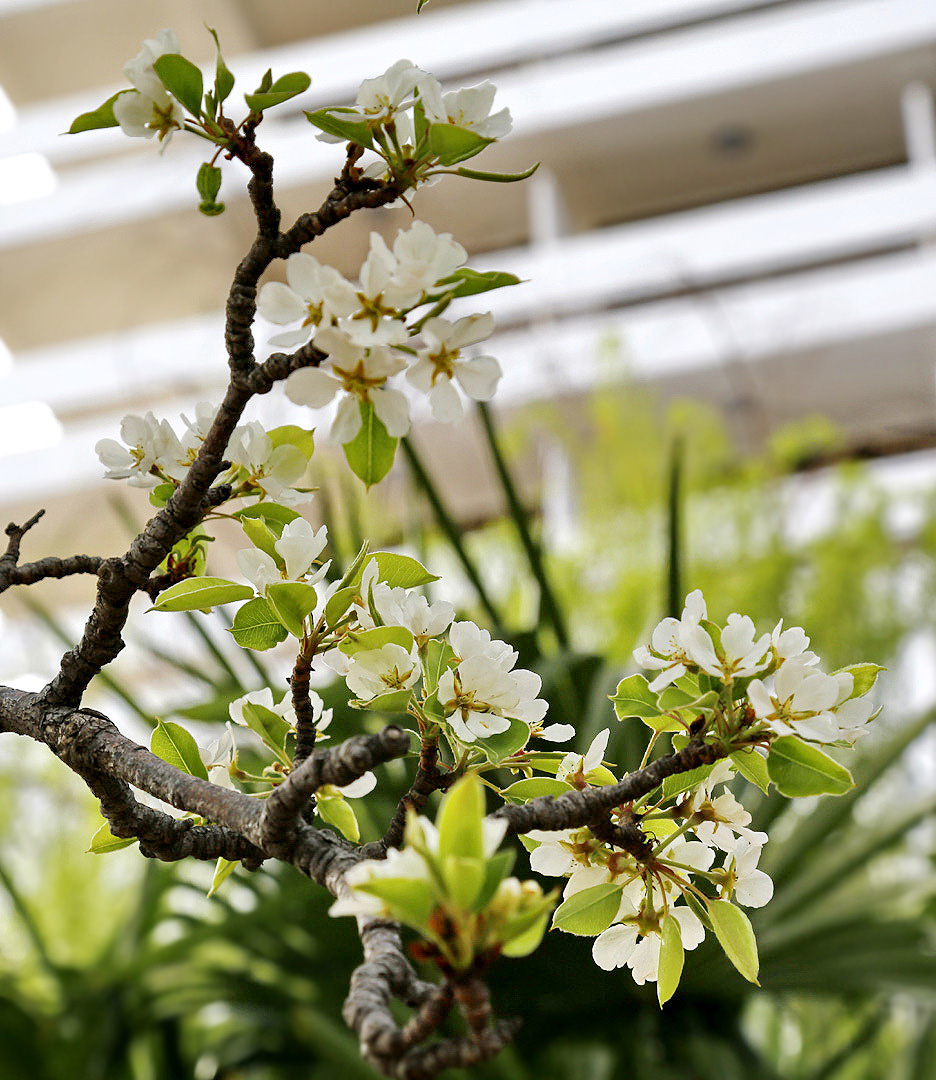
<box><xmin>611</xmin><ymin>674</ymin><xmax>662</xmax><ymax>719</ymax></box>
<box><xmin>88</xmin><ymin>822</ymin><xmax>135</xmax><ymax>854</ymax></box>
<box><xmin>500</xmin><ymin>777</ymin><xmax>575</xmax><ymax>802</ymax></box>
<box><xmin>662</xmin><ymin>762</ymin><xmax>716</xmax><ymax>800</ymax></box>
<box><xmin>234</xmin><ymin>502</ymin><xmax>301</xmax><ymax>534</ymax></box>
<box><xmin>369</xmin><ymin>552</ymin><xmax>440</xmax><ymax>589</ymax></box>
<box><xmin>834</xmin><ymin>663</ymin><xmax>885</xmax><ymax>699</ymax></box>
<box><xmin>475</xmin><ymin>848</ymin><xmax>515</xmax><ymax>909</ymax></box>
<box><xmin>206</xmin><ymin>27</ymin><xmax>235</xmax><ymax>107</ymax></box>
<box><xmin>338</xmin><ymin>541</ymin><xmax>370</xmax><ymax>589</ymax></box>
<box><xmin>552</xmin><ymin>883</ymin><xmax>623</xmax><ymax>936</ymax></box>
<box><xmin>452</xmin><ymin>161</ymin><xmax>541</xmax><ymax>183</ymax></box>
<box><xmin>325</xmin><ymin>585</ymin><xmax>359</xmax><ymax>627</ymax></box>
<box><xmin>151</xmin><ymin>719</ymin><xmax>210</xmax><ymax>780</ymax></box>
<box><xmin>473</xmin><ymin>718</ymin><xmax>531</xmax><ymax>763</ymax></box>
<box><xmin>68</xmin><ymin>90</ymin><xmax>130</xmax><ymax>134</ymax></box>
<box><xmin>422</xmin><ymin>638</ymin><xmax>456</xmax><ymax>695</ymax></box>
<box><xmin>149</xmin><ymin>577</ymin><xmax>252</xmax><ymax>613</ymax></box>
<box><xmin>437</xmin><ymin>774</ymin><xmax>485</xmax><ymax>862</ymax></box>
<box><xmin>340</xmin><ymin>625</ymin><xmax>415</xmax><ymax>656</ymax></box>
<box><xmin>240</xmin><ymin>703</ymin><xmax>291</xmax><ymax>764</ymax></box>
<box><xmin>708</xmin><ymin>899</ymin><xmax>759</xmax><ymax>984</ymax></box>
<box><xmin>266</xmin><ymin>581</ymin><xmax>318</xmax><ymax>638</ymax></box>
<box><xmin>228</xmin><ymin>597</ymin><xmax>288</xmax><ymax>651</ymax></box>
<box><xmin>240</xmin><ymin>515</ymin><xmax>282</xmax><ymax>562</ymax></box>
<box><xmin>356</xmin><ymin>877</ymin><xmax>435</xmax><ymax>929</ymax></box>
<box><xmin>269</xmin><ymin>424</ymin><xmax>315</xmax><ymax>459</ymax></box>
<box><xmin>767</xmin><ymin>735</ymin><xmax>855</xmax><ymax>797</ymax></box>
<box><xmin>502</xmin><ymin>909</ymin><xmax>551</xmax><ymax>957</ymax></box>
<box><xmin>149</xmin><ymin>482</ymin><xmax>175</xmax><ymax>508</ymax></box>
<box><xmin>343</xmin><ymin>401</ymin><xmax>397</xmax><ymax>487</ymax></box>
<box><xmin>657</xmin><ymin>914</ymin><xmax>684</xmax><ymax>1006</ymax></box>
<box><xmin>304</xmin><ymin>107</ymin><xmax>375</xmax><ymax>148</ymax></box>
<box><xmin>431</xmin><ymin>268</ymin><xmax>521</xmax><ymax>299</ymax></box>
<box><xmin>427</xmin><ymin>123</ymin><xmax>493</xmax><ymax>166</ymax></box>
<box><xmin>207</xmin><ymin>857</ymin><xmax>237</xmax><ymax>898</ymax></box>
<box><xmin>245</xmin><ymin>71</ymin><xmax>311</xmax><ymax>112</ymax></box>
<box><xmin>442</xmin><ymin>854</ymin><xmax>486</xmax><ymax>909</ymax></box>
<box><xmin>730</xmin><ymin>747</ymin><xmax>771</xmax><ymax>794</ymax></box>
<box><xmin>317</xmin><ymin>795</ymin><xmax>360</xmax><ymax>842</ymax></box>
<box><xmin>196</xmin><ymin>161</ymin><xmax>224</xmax><ymax>216</ymax></box>
<box><xmin>153</xmin><ymin>54</ymin><xmax>204</xmax><ymax>116</ymax></box>
<box><xmin>417</xmin><ymin>0</ymin><xmax>431</xmax><ymax>10</ymax></box>
<box><xmin>350</xmin><ymin>689</ymin><xmax>413</xmax><ymax>713</ymax></box>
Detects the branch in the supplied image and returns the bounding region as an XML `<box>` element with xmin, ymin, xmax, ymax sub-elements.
<box><xmin>0</xmin><ymin>510</ymin><xmax>103</xmax><ymax>595</ymax></box>
<box><xmin>289</xmin><ymin>645</ymin><xmax>319</xmax><ymax>765</ymax></box>
<box><xmin>494</xmin><ymin>738</ymin><xmax>723</xmax><ymax>836</ymax></box>
<box><xmin>261</xmin><ymin>727</ymin><xmax>411</xmax><ymax>856</ymax></box>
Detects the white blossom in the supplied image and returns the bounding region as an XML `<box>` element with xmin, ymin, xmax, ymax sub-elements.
<box><xmin>113</xmin><ymin>30</ymin><xmax>184</xmax><ymax>145</ymax></box>
<box><xmin>345</xmin><ymin>643</ymin><xmax>420</xmax><ymax>702</ymax></box>
<box><xmin>407</xmin><ymin>313</ymin><xmax>502</xmax><ymax>422</ymax></box>
<box><xmin>633</xmin><ymin>589</ymin><xmax>708</xmax><ymax>691</ymax></box>
<box><xmin>722</xmin><ymin>837</ymin><xmax>773</xmax><ymax>908</ymax></box>
<box><xmin>274</xmin><ymin>518</ymin><xmax>329</xmax><ymax>581</ymax></box>
<box><xmin>557</xmin><ymin>729</ymin><xmax>610</xmax><ymax>786</ymax></box>
<box><xmin>748</xmin><ymin>659</ymin><xmax>872</xmax><ymax>744</ymax></box>
<box><xmin>419</xmin><ymin>77</ymin><xmax>512</xmax><ymax>140</ymax></box>
<box><xmin>257</xmin><ymin>253</ymin><xmax>359</xmax><ymax>348</ymax></box>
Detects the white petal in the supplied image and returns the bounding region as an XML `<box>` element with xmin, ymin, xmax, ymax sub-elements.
<box><xmin>428</xmin><ymin>379</ymin><xmax>464</xmax><ymax>423</ymax></box>
<box><xmin>332</xmin><ymin>397</ymin><xmax>364</xmax><ymax>443</ymax></box>
<box><xmin>372</xmin><ymin>387</ymin><xmax>411</xmax><ymax>437</ymax></box>
<box><xmin>338</xmin><ymin>772</ymin><xmax>377</xmax><ymax>798</ymax></box>
<box><xmin>592</xmin><ymin>924</ymin><xmax>639</xmax><ymax>970</ymax></box>
<box><xmin>258</xmin><ymin>280</ymin><xmax>307</xmax><ymax>325</ymax></box>
<box><xmin>455</xmin><ymin>354</ymin><xmax>501</xmax><ymax>401</ymax></box>
<box><xmin>285</xmin><ymin>367</ymin><xmax>339</xmax><ymax>408</ymax></box>
<box><xmin>538</xmin><ymin>724</ymin><xmax>575</xmax><ymax>742</ymax></box>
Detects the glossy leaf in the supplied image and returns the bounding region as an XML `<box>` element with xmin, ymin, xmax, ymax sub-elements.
<box><xmin>149</xmin><ymin>577</ymin><xmax>252</xmax><ymax>613</ymax></box>
<box><xmin>767</xmin><ymin>735</ymin><xmax>855</xmax><ymax>797</ymax></box>
<box><xmin>475</xmin><ymin>849</ymin><xmax>516</xmax><ymax>910</ymax></box>
<box><xmin>731</xmin><ymin>747</ymin><xmax>771</xmax><ymax>794</ymax></box>
<box><xmin>304</xmin><ymin>107</ymin><xmax>375</xmax><ymax>148</ymax></box>
<box><xmin>151</xmin><ymin>719</ymin><xmax>209</xmax><ymax>780</ymax></box>
<box><xmin>662</xmin><ymin>762</ymin><xmax>716</xmax><ymax>801</ymax></box>
<box><xmin>422</xmin><ymin>638</ymin><xmax>456</xmax><ymax>695</ymax></box>
<box><xmin>369</xmin><ymin>552</ymin><xmax>440</xmax><ymax>589</ymax></box>
<box><xmin>324</xmin><ymin>585</ymin><xmax>359</xmax><ymax>628</ymax></box>
<box><xmin>356</xmin><ymin>877</ymin><xmax>435</xmax><ymax>929</ymax></box>
<box><xmin>207</xmin><ymin>857</ymin><xmax>237</xmax><ymax>898</ymax></box>
<box><xmin>340</xmin><ymin>625</ymin><xmax>415</xmax><ymax>656</ymax></box>
<box><xmin>206</xmin><ymin>27</ymin><xmax>235</xmax><ymax>106</ymax></box>
<box><xmin>834</xmin><ymin>662</ymin><xmax>885</xmax><ymax>699</ymax></box>
<box><xmin>234</xmin><ymin>502</ymin><xmax>301</xmax><ymax>534</ymax></box>
<box><xmin>240</xmin><ymin>703</ymin><xmax>291</xmax><ymax>764</ymax></box>
<box><xmin>708</xmin><ymin>899</ymin><xmax>760</xmax><ymax>984</ymax></box>
<box><xmin>196</xmin><ymin>162</ymin><xmax>224</xmax><ymax>216</ymax></box>
<box><xmin>88</xmin><ymin>823</ymin><xmax>135</xmax><ymax>854</ymax></box>
<box><xmin>228</xmin><ymin>597</ymin><xmax>288</xmax><ymax>651</ymax></box>
<box><xmin>240</xmin><ymin>516</ymin><xmax>282</xmax><ymax>563</ymax></box>
<box><xmin>657</xmin><ymin>915</ymin><xmax>684</xmax><ymax>1006</ymax></box>
<box><xmin>317</xmin><ymin>796</ymin><xmax>360</xmax><ymax>843</ymax></box>
<box><xmin>611</xmin><ymin>674</ymin><xmax>662</xmax><ymax>719</ymax></box>
<box><xmin>473</xmin><ymin>718</ymin><xmax>531</xmax><ymax>763</ymax></box>
<box><xmin>269</xmin><ymin>424</ymin><xmax>315</xmax><ymax>459</ymax></box>
<box><xmin>452</xmin><ymin>162</ymin><xmax>541</xmax><ymax>183</ymax></box>
<box><xmin>552</xmin><ymin>883</ymin><xmax>623</xmax><ymax>936</ymax></box>
<box><xmin>349</xmin><ymin>689</ymin><xmax>413</xmax><ymax>713</ymax></box>
<box><xmin>245</xmin><ymin>71</ymin><xmax>311</xmax><ymax>112</ymax></box>
<box><xmin>343</xmin><ymin>402</ymin><xmax>397</xmax><ymax>487</ymax></box>
<box><xmin>437</xmin><ymin>774</ymin><xmax>485</xmax><ymax>862</ymax></box>
<box><xmin>266</xmin><ymin>582</ymin><xmax>318</xmax><ymax>638</ymax></box>
<box><xmin>501</xmin><ymin>777</ymin><xmax>575</xmax><ymax>802</ymax></box>
<box><xmin>68</xmin><ymin>90</ymin><xmax>129</xmax><ymax>133</ymax></box>
<box><xmin>431</xmin><ymin>268</ymin><xmax>521</xmax><ymax>299</ymax></box>
<box><xmin>427</xmin><ymin>123</ymin><xmax>492</xmax><ymax>166</ymax></box>
<box><xmin>153</xmin><ymin>54</ymin><xmax>204</xmax><ymax>117</ymax></box>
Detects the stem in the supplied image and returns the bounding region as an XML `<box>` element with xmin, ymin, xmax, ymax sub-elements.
<box><xmin>476</xmin><ymin>402</ymin><xmax>569</xmax><ymax>648</ymax></box>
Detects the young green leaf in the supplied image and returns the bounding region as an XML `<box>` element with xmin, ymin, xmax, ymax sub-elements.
<box><xmin>427</xmin><ymin>123</ymin><xmax>493</xmax><ymax>166</ymax></box>
<box><xmin>88</xmin><ymin>822</ymin><xmax>135</xmax><ymax>854</ymax></box>
<box><xmin>610</xmin><ymin>674</ymin><xmax>662</xmax><ymax>720</ymax></box>
<box><xmin>240</xmin><ymin>516</ymin><xmax>282</xmax><ymax>563</ymax></box>
<box><xmin>266</xmin><ymin>581</ymin><xmax>318</xmax><ymax>638</ymax></box>
<box><xmin>833</xmin><ymin>663</ymin><xmax>885</xmax><ymax>699</ymax></box>
<box><xmin>153</xmin><ymin>54</ymin><xmax>204</xmax><ymax>117</ymax></box>
<box><xmin>474</xmin><ymin>848</ymin><xmax>516</xmax><ymax>910</ymax></box>
<box><xmin>370</xmin><ymin>552</ymin><xmax>440</xmax><ymax>589</ymax></box>
<box><xmin>269</xmin><ymin>424</ymin><xmax>315</xmax><ymax>459</ymax></box>
<box><xmin>662</xmin><ymin>761</ymin><xmax>716</xmax><ymax>801</ymax></box>
<box><xmin>304</xmin><ymin>107</ymin><xmax>375</xmax><ymax>148</ymax></box>
<box><xmin>196</xmin><ymin>162</ymin><xmax>224</xmax><ymax>216</ymax></box>
<box><xmin>151</xmin><ymin>719</ymin><xmax>209</xmax><ymax>780</ymax></box>
<box><xmin>68</xmin><ymin>90</ymin><xmax>130</xmax><ymax>134</ymax></box>
<box><xmin>245</xmin><ymin>71</ymin><xmax>311</xmax><ymax>112</ymax></box>
<box><xmin>500</xmin><ymin>777</ymin><xmax>575</xmax><ymax>802</ymax></box>
<box><xmin>349</xmin><ymin>689</ymin><xmax>414</xmax><ymax>714</ymax></box>
<box><xmin>240</xmin><ymin>703</ymin><xmax>291</xmax><ymax>764</ymax></box>
<box><xmin>343</xmin><ymin>402</ymin><xmax>397</xmax><ymax>487</ymax></box>
<box><xmin>149</xmin><ymin>577</ymin><xmax>252</xmax><ymax>612</ymax></box>
<box><xmin>324</xmin><ymin>585</ymin><xmax>359</xmax><ymax>628</ymax></box>
<box><xmin>767</xmin><ymin>735</ymin><xmax>855</xmax><ymax>797</ymax></box>
<box><xmin>453</xmin><ymin>162</ymin><xmax>541</xmax><ymax>183</ymax></box>
<box><xmin>356</xmin><ymin>877</ymin><xmax>436</xmax><ymax>929</ymax></box>
<box><xmin>207</xmin><ymin>857</ymin><xmax>237</xmax><ymax>898</ymax></box>
<box><xmin>730</xmin><ymin>747</ymin><xmax>771</xmax><ymax>793</ymax></box>
<box><xmin>206</xmin><ymin>27</ymin><xmax>235</xmax><ymax>107</ymax></box>
<box><xmin>552</xmin><ymin>883</ymin><xmax>623</xmax><ymax>936</ymax></box>
<box><xmin>422</xmin><ymin>638</ymin><xmax>456</xmax><ymax>695</ymax></box>
<box><xmin>228</xmin><ymin>597</ymin><xmax>288</xmax><ymax>651</ymax></box>
<box><xmin>234</xmin><ymin>502</ymin><xmax>301</xmax><ymax>533</ymax></box>
<box><xmin>339</xmin><ymin>625</ymin><xmax>415</xmax><ymax>656</ymax></box>
<box><xmin>430</xmin><ymin>268</ymin><xmax>521</xmax><ymax>299</ymax></box>
<box><xmin>473</xmin><ymin>718</ymin><xmax>531</xmax><ymax>763</ymax></box>
<box><xmin>317</xmin><ymin>795</ymin><xmax>360</xmax><ymax>843</ymax></box>
<box><xmin>437</xmin><ymin>774</ymin><xmax>485</xmax><ymax>862</ymax></box>
<box><xmin>708</xmin><ymin>899</ymin><xmax>760</xmax><ymax>984</ymax></box>
<box><xmin>657</xmin><ymin>915</ymin><xmax>684</xmax><ymax>1006</ymax></box>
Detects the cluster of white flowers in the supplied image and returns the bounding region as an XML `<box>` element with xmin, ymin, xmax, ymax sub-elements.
<box><xmin>529</xmin><ymin>745</ymin><xmax>772</xmax><ymax>984</ymax></box>
<box><xmin>316</xmin><ymin>58</ymin><xmax>511</xmax><ymax>152</ymax></box>
<box><xmin>95</xmin><ymin>405</ymin><xmax>313</xmax><ymax>505</ymax></box>
<box><xmin>237</xmin><ymin>517</ymin><xmax>330</xmax><ymax>594</ymax></box>
<box><xmin>634</xmin><ymin>590</ymin><xmax>875</xmax><ymax>745</ymax></box>
<box><xmin>258</xmin><ymin>220</ymin><xmax>503</xmax><ymax>441</ymax></box>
